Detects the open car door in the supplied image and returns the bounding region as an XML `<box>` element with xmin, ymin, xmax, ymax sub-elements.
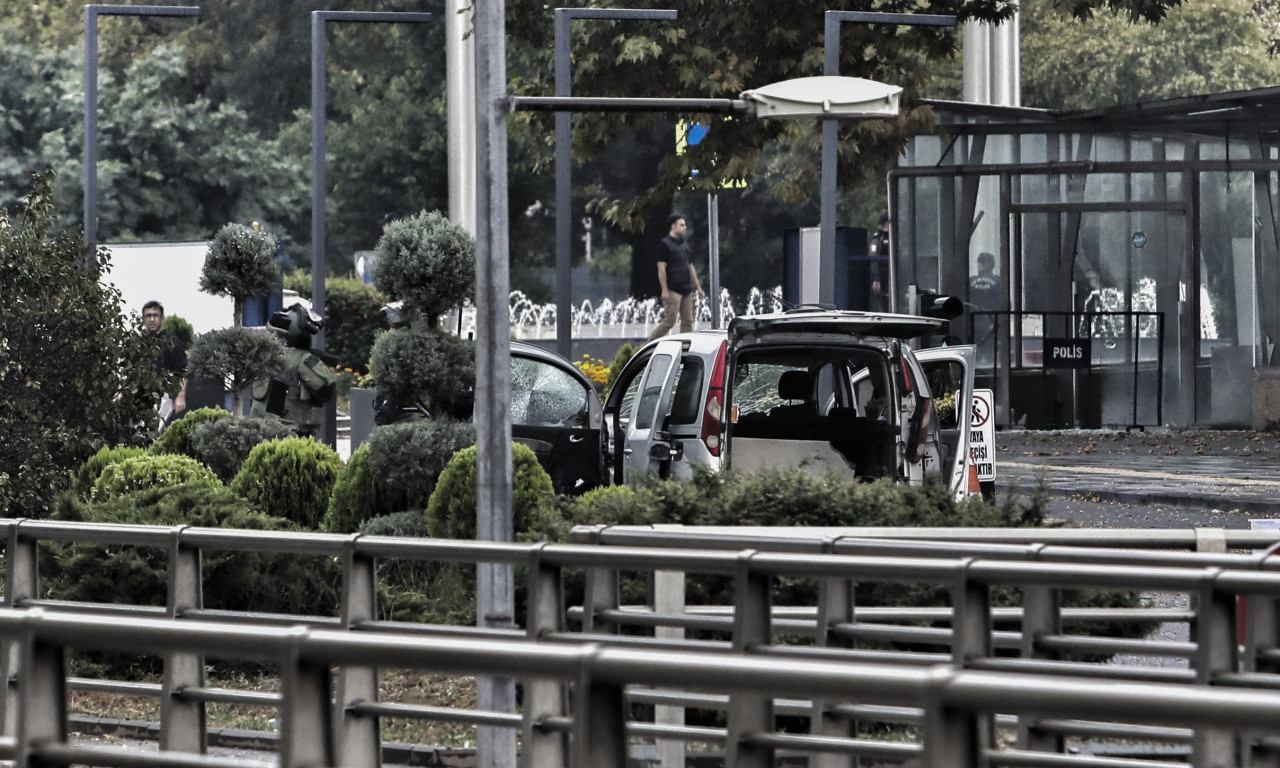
<box><xmin>604</xmin><ymin>337</ymin><xmax>686</xmax><ymax>483</ymax></box>
<box><xmin>914</xmin><ymin>345</ymin><xmax>977</xmax><ymax>498</ymax></box>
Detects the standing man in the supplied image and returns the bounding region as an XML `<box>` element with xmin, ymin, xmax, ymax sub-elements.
<box><xmin>142</xmin><ymin>300</ymin><xmax>187</xmax><ymax>423</ymax></box>
<box><xmin>968</xmin><ymin>252</ymin><xmax>1001</xmax><ymax>343</ymax></box>
<box><xmin>646</xmin><ymin>213</ymin><xmax>705</xmax><ymax>342</ymax></box>
<box><xmin>867</xmin><ymin>211</ymin><xmax>891</xmax><ymax>311</ymax></box>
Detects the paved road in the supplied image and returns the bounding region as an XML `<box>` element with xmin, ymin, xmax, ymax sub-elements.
<box><xmin>997</xmin><ymin>428</ymin><xmax>1280</xmax><ymax>517</ymax></box>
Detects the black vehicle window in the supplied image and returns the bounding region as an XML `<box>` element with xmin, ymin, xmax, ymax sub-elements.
<box><xmin>635</xmin><ymin>354</ymin><xmax>673</xmax><ymax>430</ymax></box>
<box><xmin>666</xmin><ymin>357</ymin><xmax>705</xmax><ymax>426</ymax></box>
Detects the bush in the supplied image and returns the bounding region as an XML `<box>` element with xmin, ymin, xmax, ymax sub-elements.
<box><xmin>372</xmin><ymin>419</ymin><xmax>477</xmax><ymax>511</ymax></box>
<box><xmin>605</xmin><ymin>342</ymin><xmax>637</xmax><ymax>397</ymax></box>
<box><xmin>161</xmin><ymin>314</ymin><xmax>195</xmax><ymax>350</ymax></box>
<box><xmin>426</xmin><ymin>443</ymin><xmax>555</xmax><ymax>540</ymax></box>
<box><xmin>0</xmin><ymin>173</ymin><xmax>162</xmax><ymax>517</ymax></box>
<box><xmin>368</xmin><ymin>329</ymin><xmax>475</xmax><ymax>418</ymax></box>
<box><xmin>92</xmin><ymin>454</ymin><xmax>221</xmax><ymax>502</ymax></box>
<box><xmin>43</xmin><ymin>484</ymin><xmax>341</xmax><ymax>676</ymax></box>
<box><xmin>73</xmin><ymin>446</ymin><xmax>148</xmax><ymax>501</ymax></box>
<box><xmin>190</xmin><ymin>414</ymin><xmax>297</xmax><ymax>483</ymax></box>
<box><xmin>186</xmin><ymin>326</ymin><xmax>287</xmax><ymax>415</ymax></box>
<box><xmin>323</xmin><ymin>443</ymin><xmax>378</xmax><ymax>533</ymax></box>
<box><xmin>151</xmin><ymin>407</ymin><xmax>230</xmax><ymax>459</ymax></box>
<box><xmin>373</xmin><ymin>210</ymin><xmax>475</xmax><ymax>325</ymax></box>
<box><xmin>231</xmin><ymin>437</ymin><xmax>343</xmax><ymax>528</ymax></box>
<box><xmin>199</xmin><ymin>223</ymin><xmax>280</xmax><ymax>322</ymax></box>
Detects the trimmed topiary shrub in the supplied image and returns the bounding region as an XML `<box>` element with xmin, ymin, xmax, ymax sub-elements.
<box><xmin>43</xmin><ymin>484</ymin><xmax>341</xmax><ymax>675</ymax></box>
<box><xmin>231</xmin><ymin>437</ymin><xmax>343</xmax><ymax>528</ymax></box>
<box><xmin>426</xmin><ymin>443</ymin><xmax>554</xmax><ymax>540</ymax></box>
<box><xmin>200</xmin><ymin>222</ymin><xmax>280</xmax><ymax>327</ymax></box>
<box><xmin>151</xmin><ymin>407</ymin><xmax>230</xmax><ymax>458</ymax></box>
<box><xmin>372</xmin><ymin>419</ymin><xmax>476</xmax><ymax>511</ymax></box>
<box><xmin>373</xmin><ymin>210</ymin><xmax>475</xmax><ymax>325</ymax></box>
<box><xmin>191</xmin><ymin>414</ymin><xmax>297</xmax><ymax>483</ymax></box>
<box><xmin>323</xmin><ymin>443</ymin><xmax>378</xmax><ymax>533</ymax></box>
<box><xmin>73</xmin><ymin>446</ymin><xmax>148</xmax><ymax>501</ymax></box>
<box><xmin>92</xmin><ymin>454</ymin><xmax>221</xmax><ymax>502</ymax></box>
<box><xmin>368</xmin><ymin>329</ymin><xmax>476</xmax><ymax>419</ymax></box>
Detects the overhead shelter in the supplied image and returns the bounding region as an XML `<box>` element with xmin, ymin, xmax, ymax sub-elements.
<box><xmin>891</xmin><ymin>87</ymin><xmax>1280</xmax><ymax>429</ymax></box>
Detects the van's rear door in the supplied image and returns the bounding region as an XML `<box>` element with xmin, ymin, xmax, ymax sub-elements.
<box><xmin>621</xmin><ymin>339</ymin><xmax>684</xmax><ymax>482</ymax></box>
<box><xmin>914</xmin><ymin>345</ymin><xmax>976</xmax><ymax>497</ymax></box>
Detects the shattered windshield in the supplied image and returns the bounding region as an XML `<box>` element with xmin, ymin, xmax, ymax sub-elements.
<box><xmin>511</xmin><ymin>356</ymin><xmax>589</xmax><ymax>428</ymax></box>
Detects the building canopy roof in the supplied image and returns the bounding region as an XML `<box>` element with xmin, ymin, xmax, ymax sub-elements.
<box><xmin>924</xmin><ymin>86</ymin><xmax>1280</xmax><ymax>143</ymax></box>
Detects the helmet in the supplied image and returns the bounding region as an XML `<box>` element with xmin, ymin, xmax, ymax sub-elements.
<box><xmin>268</xmin><ymin>303</ymin><xmax>323</xmax><ymax>346</ymax></box>
<box><xmin>382</xmin><ymin>301</ymin><xmax>409</xmax><ymax>329</ymax></box>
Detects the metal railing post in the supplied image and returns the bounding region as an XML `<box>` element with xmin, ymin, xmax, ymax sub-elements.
<box><xmin>571</xmin><ymin>649</ymin><xmax>626</xmax><ymax>768</ymax></box>
<box><xmin>726</xmin><ymin>552</ymin><xmax>772</xmax><ymax>768</ymax></box>
<box><xmin>1192</xmin><ymin>570</ymin><xmax>1242</xmax><ymax>766</ymax></box>
<box><xmin>1016</xmin><ymin>572</ymin><xmax>1062</xmax><ymax>752</ymax></box>
<box><xmin>161</xmin><ymin>527</ymin><xmax>205</xmax><ymax>754</ymax></box>
<box><xmin>1</xmin><ymin>521</ymin><xmax>38</xmax><ymax>737</ymax></box>
<box><xmin>951</xmin><ymin>560</ymin><xmax>994</xmax><ymax>754</ymax></box>
<box><xmin>16</xmin><ymin>613</ymin><xmax>67</xmax><ymax>766</ymax></box>
<box><xmin>813</xmin><ymin>540</ymin><xmax>857</xmax><ymax>768</ymax></box>
<box><xmin>280</xmin><ymin>629</ymin><xmax>334</xmax><ymax>768</ymax></box>
<box><xmin>524</xmin><ymin>545</ymin><xmax>569</xmax><ymax>768</ymax></box>
<box><xmin>335</xmin><ymin>536</ymin><xmax>380</xmax><ymax>768</ymax></box>
<box><xmin>582</xmin><ymin>561</ymin><xmax>619</xmax><ymax>634</ymax></box>
<box><xmin>921</xmin><ymin>667</ymin><xmax>979</xmax><ymax>768</ymax></box>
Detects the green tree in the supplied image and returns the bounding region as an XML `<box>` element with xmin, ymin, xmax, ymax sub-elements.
<box><xmin>373</xmin><ymin>210</ymin><xmax>476</xmax><ymax>326</ymax></box>
<box><xmin>1021</xmin><ymin>0</ymin><xmax>1280</xmax><ymax>109</ymax></box>
<box><xmin>0</xmin><ymin>173</ymin><xmax>160</xmax><ymax>516</ymax></box>
<box><xmin>201</xmin><ymin>222</ymin><xmax>281</xmax><ymax>327</ymax></box>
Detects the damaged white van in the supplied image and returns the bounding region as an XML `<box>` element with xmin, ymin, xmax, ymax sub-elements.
<box><xmin>603</xmin><ymin>306</ymin><xmax>978</xmax><ymax>498</ymax></box>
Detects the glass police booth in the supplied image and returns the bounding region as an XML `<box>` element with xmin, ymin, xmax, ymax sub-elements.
<box><xmin>891</xmin><ymin>91</ymin><xmax>1280</xmax><ymax>429</ymax></box>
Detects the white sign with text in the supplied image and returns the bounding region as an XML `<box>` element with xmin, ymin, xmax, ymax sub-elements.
<box><xmin>970</xmin><ymin>389</ymin><xmax>996</xmax><ymax>482</ymax></box>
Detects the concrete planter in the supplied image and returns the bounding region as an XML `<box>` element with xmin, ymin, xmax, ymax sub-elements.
<box><xmin>349</xmin><ymin>388</ymin><xmax>377</xmax><ymax>451</ymax></box>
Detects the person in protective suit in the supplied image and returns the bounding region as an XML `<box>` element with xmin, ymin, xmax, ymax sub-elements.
<box><xmin>251</xmin><ymin>303</ymin><xmax>336</xmax><ymax>437</ymax></box>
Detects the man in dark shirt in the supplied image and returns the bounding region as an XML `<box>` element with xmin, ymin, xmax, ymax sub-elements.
<box><xmin>867</xmin><ymin>210</ymin><xmax>891</xmax><ymax>310</ymax></box>
<box><xmin>646</xmin><ymin>213</ymin><xmax>705</xmax><ymax>342</ymax></box>
<box><xmin>143</xmin><ymin>300</ymin><xmax>187</xmax><ymax>420</ymax></box>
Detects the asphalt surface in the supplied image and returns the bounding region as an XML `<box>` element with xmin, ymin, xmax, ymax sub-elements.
<box><xmin>996</xmin><ymin>428</ymin><xmax>1280</xmax><ymax>526</ymax></box>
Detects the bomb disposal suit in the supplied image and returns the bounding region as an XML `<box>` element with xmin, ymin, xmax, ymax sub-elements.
<box><xmin>252</xmin><ymin>303</ymin><xmax>336</xmax><ymax>436</ymax></box>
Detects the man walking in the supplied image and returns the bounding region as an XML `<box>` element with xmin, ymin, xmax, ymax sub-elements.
<box><xmin>646</xmin><ymin>213</ymin><xmax>705</xmax><ymax>342</ymax></box>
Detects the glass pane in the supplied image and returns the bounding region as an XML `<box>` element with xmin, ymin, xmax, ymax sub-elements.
<box><xmin>511</xmin><ymin>357</ymin><xmax>589</xmax><ymax>428</ymax></box>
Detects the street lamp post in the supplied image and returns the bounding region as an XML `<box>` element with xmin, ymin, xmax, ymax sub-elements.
<box><xmin>554</xmin><ymin>8</ymin><xmax>678</xmax><ymax>360</ymax></box>
<box><xmin>820</xmin><ymin>11</ymin><xmax>955</xmax><ymax>307</ymax></box>
<box><xmin>310</xmin><ymin>11</ymin><xmax>431</xmax><ymax>447</ymax></box>
<box><xmin>84</xmin><ymin>4</ymin><xmax>199</xmax><ymax>260</ymax></box>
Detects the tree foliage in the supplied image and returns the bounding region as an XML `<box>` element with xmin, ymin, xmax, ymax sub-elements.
<box><xmin>373</xmin><ymin>210</ymin><xmax>476</xmax><ymax>325</ymax></box>
<box><xmin>0</xmin><ymin>173</ymin><xmax>160</xmax><ymax>516</ymax></box>
<box><xmin>186</xmin><ymin>327</ymin><xmax>286</xmax><ymax>415</ymax></box>
<box><xmin>200</xmin><ymin>222</ymin><xmax>281</xmax><ymax>326</ymax></box>
<box><xmin>1021</xmin><ymin>0</ymin><xmax>1280</xmax><ymax>109</ymax></box>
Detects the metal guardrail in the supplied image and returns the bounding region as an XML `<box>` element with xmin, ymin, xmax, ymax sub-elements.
<box><xmin>7</xmin><ymin>519</ymin><xmax>1280</xmax><ymax>767</ymax></box>
<box><xmin>8</xmin><ymin>609</ymin><xmax>1280</xmax><ymax>768</ymax></box>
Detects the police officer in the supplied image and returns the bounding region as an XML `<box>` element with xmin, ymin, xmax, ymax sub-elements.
<box><xmin>252</xmin><ymin>303</ymin><xmax>336</xmax><ymax>437</ymax></box>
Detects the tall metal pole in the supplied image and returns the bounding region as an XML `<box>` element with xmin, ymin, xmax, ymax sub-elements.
<box><xmin>708</xmin><ymin>193</ymin><xmax>721</xmax><ymax>328</ymax></box>
<box><xmin>311</xmin><ymin>11</ymin><xmax>431</xmax><ymax>447</ymax></box>
<box><xmin>474</xmin><ymin>0</ymin><xmax>515</xmax><ymax>765</ymax></box>
<box><xmin>83</xmin><ymin>5</ymin><xmax>199</xmax><ymax>260</ymax></box>
<box><xmin>820</xmin><ymin>11</ymin><xmax>955</xmax><ymax>307</ymax></box>
<box><xmin>553</xmin><ymin>8</ymin><xmax>678</xmax><ymax>360</ymax></box>
<box><xmin>446</xmin><ymin>0</ymin><xmax>477</xmax><ymax>234</ymax></box>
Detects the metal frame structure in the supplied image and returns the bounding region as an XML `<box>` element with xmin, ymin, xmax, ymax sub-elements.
<box><xmin>552</xmin><ymin>8</ymin><xmax>678</xmax><ymax>360</ymax></box>
<box><xmin>309</xmin><ymin>11</ymin><xmax>432</xmax><ymax>448</ymax></box>
<box><xmin>892</xmin><ymin>89</ymin><xmax>1280</xmax><ymax>428</ymax></box>
<box><xmin>83</xmin><ymin>4</ymin><xmax>200</xmax><ymax>259</ymax></box>
<box><xmin>8</xmin><ymin>519</ymin><xmax>1280</xmax><ymax>766</ymax></box>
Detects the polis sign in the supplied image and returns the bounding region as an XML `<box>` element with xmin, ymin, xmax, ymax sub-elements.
<box><xmin>1044</xmin><ymin>337</ymin><xmax>1091</xmax><ymax>369</ymax></box>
